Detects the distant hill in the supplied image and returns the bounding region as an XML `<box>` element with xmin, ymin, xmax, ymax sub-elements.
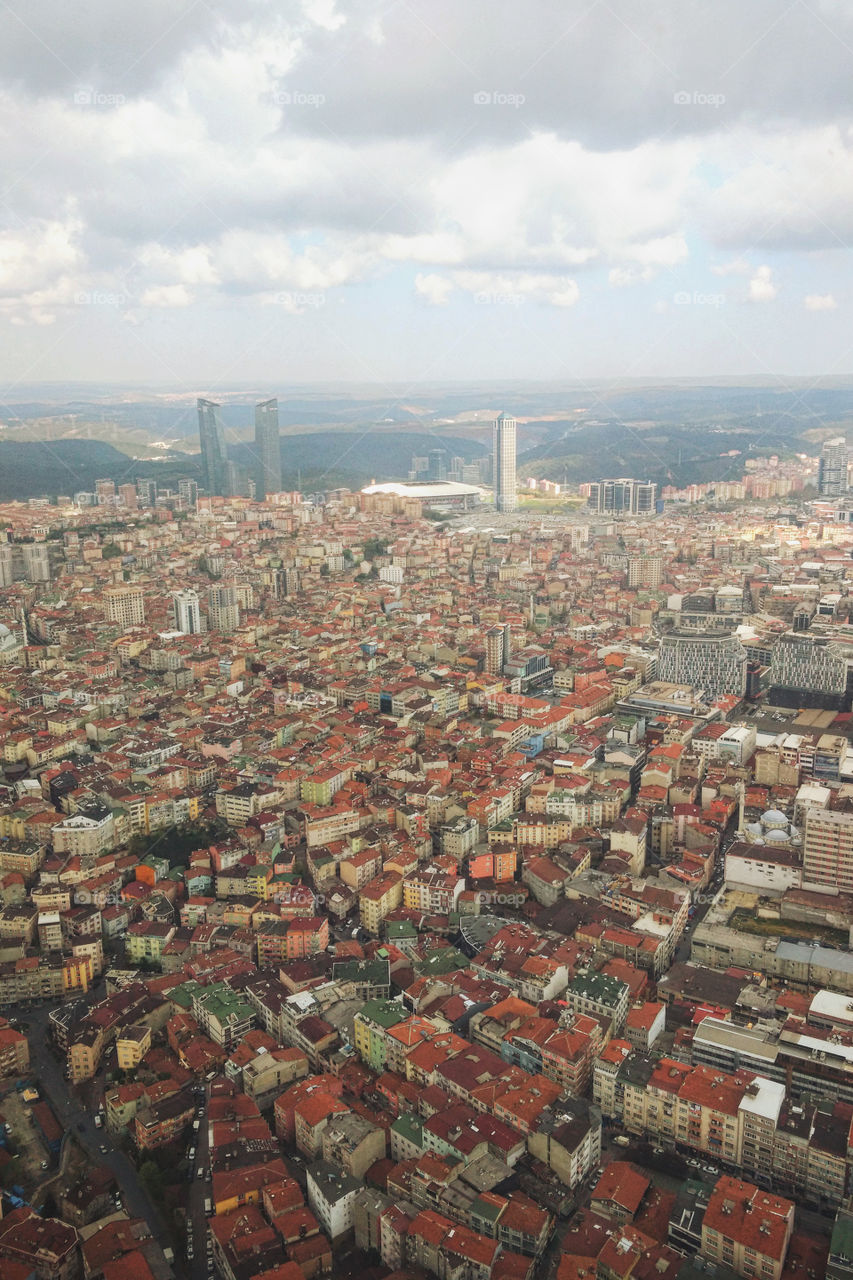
<box><xmin>0</xmin><ymin>431</ymin><xmax>487</xmax><ymax>500</ymax></box>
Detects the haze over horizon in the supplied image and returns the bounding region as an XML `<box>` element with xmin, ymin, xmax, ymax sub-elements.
<box><xmin>2</xmin><ymin>1</ymin><xmax>853</xmax><ymax>387</ymax></box>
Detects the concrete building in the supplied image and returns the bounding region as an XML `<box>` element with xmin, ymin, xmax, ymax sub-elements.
<box><xmin>819</xmin><ymin>437</ymin><xmax>849</xmax><ymax>497</ymax></box>
<box><xmin>700</xmin><ymin>1176</ymin><xmax>794</xmax><ymax>1280</ymax></box>
<box><xmin>657</xmin><ymin>630</ymin><xmax>748</xmax><ymax>698</ymax></box>
<box><xmin>588</xmin><ymin>478</ymin><xmax>657</xmax><ymax>516</ymax></box>
<box><xmin>307</xmin><ymin>1160</ymin><xmax>361</xmax><ymax>1241</ymax></box>
<box><xmin>103</xmin><ymin>586</ymin><xmax>145</xmax><ymax>628</ymax></box>
<box><xmin>485</xmin><ymin>623</ymin><xmax>511</xmax><ymax>676</ymax></box>
<box><xmin>173</xmin><ymin>588</ymin><xmax>201</xmax><ymax>635</ymax></box>
<box><xmin>803</xmin><ymin>806</ymin><xmax>853</xmax><ymax>894</ymax></box>
<box><xmin>493</xmin><ymin>412</ymin><xmax>517</xmax><ymax>513</ymax></box>
<box><xmin>207</xmin><ymin>584</ymin><xmax>240</xmax><ymax>634</ymax></box>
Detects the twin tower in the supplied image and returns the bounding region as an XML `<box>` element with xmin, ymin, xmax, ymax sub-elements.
<box><xmin>197</xmin><ymin>397</ymin><xmax>281</xmax><ymax>499</ymax></box>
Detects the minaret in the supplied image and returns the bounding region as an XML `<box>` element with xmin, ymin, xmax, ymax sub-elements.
<box><xmin>737</xmin><ymin>779</ymin><xmax>745</xmax><ymax>835</ymax></box>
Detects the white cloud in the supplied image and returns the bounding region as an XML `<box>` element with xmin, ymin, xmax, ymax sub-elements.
<box><xmin>414</xmin><ymin>273</ymin><xmax>454</xmax><ymax>305</ymax></box>
<box><xmin>747</xmin><ymin>264</ymin><xmax>777</xmax><ymax>302</ymax></box>
<box><xmin>609</xmin><ymin>266</ymin><xmax>655</xmax><ymax>287</ymax></box>
<box><xmin>140</xmin><ymin>284</ymin><xmax>193</xmax><ymax>307</ymax></box>
<box><xmin>711</xmin><ymin>257</ymin><xmax>752</xmax><ymax>276</ymax></box>
<box><xmin>804</xmin><ymin>292</ymin><xmax>837</xmax><ymax>310</ymax></box>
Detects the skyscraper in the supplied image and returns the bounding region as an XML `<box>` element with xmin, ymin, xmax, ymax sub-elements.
<box><xmin>173</xmin><ymin>589</ymin><xmax>201</xmax><ymax>634</ymax></box>
<box><xmin>197</xmin><ymin>398</ymin><xmax>228</xmax><ymax>496</ymax></box>
<box><xmin>818</xmin><ymin>437</ymin><xmax>848</xmax><ymax>497</ymax></box>
<box><xmin>493</xmin><ymin>413</ymin><xmax>517</xmax><ymax>513</ymax></box>
<box><xmin>255</xmin><ymin>398</ymin><xmax>282</xmax><ymax>497</ymax></box>
<box><xmin>427</xmin><ymin>449</ymin><xmax>447</xmax><ymax>483</ymax></box>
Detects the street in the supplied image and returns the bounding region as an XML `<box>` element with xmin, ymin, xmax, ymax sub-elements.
<box><xmin>15</xmin><ymin>995</ymin><xmax>189</xmax><ymax>1279</ymax></box>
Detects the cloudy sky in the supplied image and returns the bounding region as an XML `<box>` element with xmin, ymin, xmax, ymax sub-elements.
<box><xmin>1</xmin><ymin>0</ymin><xmax>852</xmax><ymax>386</ymax></box>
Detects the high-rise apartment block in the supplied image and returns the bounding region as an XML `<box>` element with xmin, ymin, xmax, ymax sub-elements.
<box><xmin>0</xmin><ymin>545</ymin><xmax>14</xmax><ymax>588</ymax></box>
<box><xmin>588</xmin><ymin>478</ymin><xmax>657</xmax><ymax>516</ymax></box>
<box><xmin>485</xmin><ymin>623</ymin><xmax>511</xmax><ymax>675</ymax></box>
<box><xmin>493</xmin><ymin>413</ymin><xmax>517</xmax><ymax>513</ymax></box>
<box><xmin>21</xmin><ymin>544</ymin><xmax>51</xmax><ymax>583</ymax></box>
<box><xmin>819</xmin><ymin>437</ymin><xmax>848</xmax><ymax>497</ymax></box>
<box><xmin>173</xmin><ymin>589</ymin><xmax>201</xmax><ymax>635</ymax></box>
<box><xmin>198</xmin><ymin>398</ymin><xmax>228</xmax><ymax>497</ymax></box>
<box><xmin>103</xmin><ymin>586</ymin><xmax>145</xmax><ymax>628</ymax></box>
<box><xmin>207</xmin><ymin>584</ymin><xmax>240</xmax><ymax>633</ymax></box>
<box><xmin>95</xmin><ymin>478</ymin><xmax>116</xmax><ymax>505</ymax></box>
<box><xmin>255</xmin><ymin>398</ymin><xmax>281</xmax><ymax>497</ymax></box>
<box><xmin>803</xmin><ymin>806</ymin><xmax>853</xmax><ymax>894</ymax></box>
<box><xmin>178</xmin><ymin>478</ymin><xmax>198</xmax><ymax>507</ymax></box>
<box><xmin>627</xmin><ymin>556</ymin><xmax>663</xmax><ymax>588</ymax></box>
<box><xmin>136</xmin><ymin>478</ymin><xmax>157</xmax><ymax>507</ymax></box>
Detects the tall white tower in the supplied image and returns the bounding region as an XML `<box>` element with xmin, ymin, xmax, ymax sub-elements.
<box><xmin>493</xmin><ymin>412</ymin><xmax>517</xmax><ymax>513</ymax></box>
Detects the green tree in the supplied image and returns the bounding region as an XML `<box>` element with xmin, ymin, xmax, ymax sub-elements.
<box><xmin>139</xmin><ymin>1160</ymin><xmax>164</xmax><ymax>1202</ymax></box>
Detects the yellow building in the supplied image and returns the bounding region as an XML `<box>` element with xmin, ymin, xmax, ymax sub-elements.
<box><xmin>116</xmin><ymin>1024</ymin><xmax>152</xmax><ymax>1071</ymax></box>
<box><xmin>359</xmin><ymin>871</ymin><xmax>402</xmax><ymax>936</ymax></box>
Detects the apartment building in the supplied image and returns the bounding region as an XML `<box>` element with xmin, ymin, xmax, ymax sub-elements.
<box><xmin>700</xmin><ymin>1176</ymin><xmax>794</xmax><ymax>1280</ymax></box>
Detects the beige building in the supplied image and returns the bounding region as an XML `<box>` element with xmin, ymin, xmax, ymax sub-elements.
<box><xmin>103</xmin><ymin>585</ymin><xmax>145</xmax><ymax>627</ymax></box>
<box><xmin>359</xmin><ymin>871</ymin><xmax>403</xmax><ymax>935</ymax></box>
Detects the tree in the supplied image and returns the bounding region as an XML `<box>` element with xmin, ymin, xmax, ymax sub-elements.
<box><xmin>139</xmin><ymin>1160</ymin><xmax>164</xmax><ymax>1202</ymax></box>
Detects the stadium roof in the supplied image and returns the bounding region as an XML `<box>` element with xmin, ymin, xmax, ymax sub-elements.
<box><xmin>361</xmin><ymin>480</ymin><xmax>483</xmax><ymax>498</ymax></box>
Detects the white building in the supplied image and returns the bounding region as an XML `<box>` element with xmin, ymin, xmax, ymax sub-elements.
<box><xmin>173</xmin><ymin>589</ymin><xmax>201</xmax><ymax>635</ymax></box>
<box><xmin>493</xmin><ymin>412</ymin><xmax>517</xmax><ymax>513</ymax></box>
<box><xmin>307</xmin><ymin>1160</ymin><xmax>361</xmax><ymax>1241</ymax></box>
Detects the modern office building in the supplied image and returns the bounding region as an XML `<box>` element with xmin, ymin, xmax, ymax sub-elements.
<box><xmin>588</xmin><ymin>478</ymin><xmax>657</xmax><ymax>516</ymax></box>
<box><xmin>173</xmin><ymin>589</ymin><xmax>201</xmax><ymax>635</ymax></box>
<box><xmin>427</xmin><ymin>449</ymin><xmax>447</xmax><ymax>483</ymax></box>
<box><xmin>819</xmin><ymin>437</ymin><xmax>848</xmax><ymax>497</ymax></box>
<box><xmin>255</xmin><ymin>398</ymin><xmax>281</xmax><ymax>497</ymax></box>
<box><xmin>197</xmin><ymin>398</ymin><xmax>228</xmax><ymax>496</ymax></box>
<box><xmin>103</xmin><ymin>586</ymin><xmax>145</xmax><ymax>628</ymax></box>
<box><xmin>656</xmin><ymin>630</ymin><xmax>747</xmax><ymax>697</ymax></box>
<box><xmin>493</xmin><ymin>412</ymin><xmax>517</xmax><ymax>513</ymax></box>
<box><xmin>767</xmin><ymin>631</ymin><xmax>853</xmax><ymax>709</ymax></box>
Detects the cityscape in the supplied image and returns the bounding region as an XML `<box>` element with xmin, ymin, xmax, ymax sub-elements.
<box><xmin>1</xmin><ymin>408</ymin><xmax>853</xmax><ymax>1280</ymax></box>
<box><xmin>5</xmin><ymin>2</ymin><xmax>853</xmax><ymax>1280</ymax></box>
